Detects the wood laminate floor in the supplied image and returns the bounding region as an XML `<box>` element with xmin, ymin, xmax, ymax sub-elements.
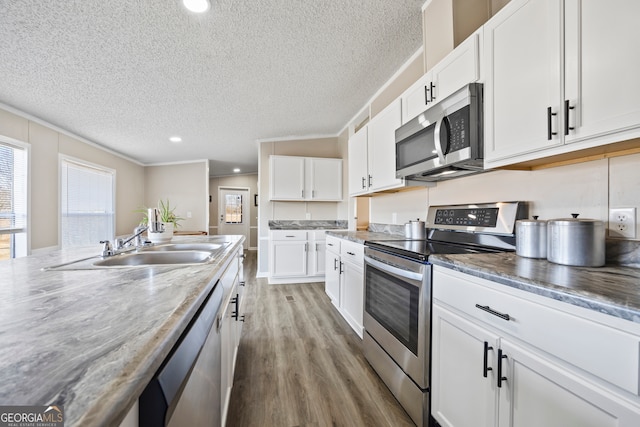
<box><xmin>226</xmin><ymin>251</ymin><xmax>415</xmax><ymax>427</ymax></box>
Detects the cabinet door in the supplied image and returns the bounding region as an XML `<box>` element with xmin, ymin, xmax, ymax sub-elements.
<box><xmin>564</xmin><ymin>0</ymin><xmax>640</xmax><ymax>144</ymax></box>
<box><xmin>348</xmin><ymin>125</ymin><xmax>369</xmax><ymax>196</ymax></box>
<box><xmin>497</xmin><ymin>339</ymin><xmax>640</xmax><ymax>427</ymax></box>
<box><xmin>431</xmin><ymin>303</ymin><xmax>498</xmax><ymax>427</ymax></box>
<box><xmin>340</xmin><ymin>260</ymin><xmax>364</xmax><ymax>337</ymax></box>
<box><xmin>307</xmin><ymin>158</ymin><xmax>342</xmax><ymax>201</ymax></box>
<box><xmin>368</xmin><ymin>99</ymin><xmax>404</xmax><ymax>192</ymax></box>
<box><xmin>324</xmin><ymin>250</ymin><xmax>340</xmax><ymax>306</ymax></box>
<box><xmin>220</xmin><ymin>294</ymin><xmax>236</xmax><ymax>426</ymax></box>
<box><xmin>484</xmin><ymin>0</ymin><xmax>563</xmax><ymax>164</ymax></box>
<box><xmin>402</xmin><ymin>71</ymin><xmax>433</xmax><ymax>124</ymax></box>
<box><xmin>269</xmin><ymin>156</ymin><xmax>305</xmax><ymax>200</ymax></box>
<box><xmin>270</xmin><ymin>240</ymin><xmax>307</xmax><ymax>277</ymax></box>
<box><xmin>308</xmin><ymin>239</ymin><xmax>326</xmax><ymax>276</ymax></box>
<box><xmin>431</xmin><ymin>33</ymin><xmax>480</xmax><ymax>106</ymax></box>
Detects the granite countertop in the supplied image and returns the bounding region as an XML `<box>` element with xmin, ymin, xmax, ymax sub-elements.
<box><xmin>268</xmin><ymin>220</ymin><xmax>348</xmax><ymax>230</ymax></box>
<box><xmin>430</xmin><ymin>252</ymin><xmax>640</xmax><ymax>324</ymax></box>
<box><xmin>0</xmin><ymin>235</ymin><xmax>244</xmax><ymax>426</ymax></box>
<box><xmin>325</xmin><ymin>230</ymin><xmax>406</xmax><ymax>244</ymax></box>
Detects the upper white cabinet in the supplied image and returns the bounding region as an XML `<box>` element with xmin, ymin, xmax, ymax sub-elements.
<box><xmin>402</xmin><ymin>32</ymin><xmax>481</xmax><ymax>124</ymax></box>
<box><xmin>269</xmin><ymin>155</ymin><xmax>342</xmax><ymax>201</ymax></box>
<box><xmin>484</xmin><ymin>0</ymin><xmax>640</xmax><ymax>167</ymax></box>
<box><xmin>348</xmin><ymin>99</ymin><xmax>404</xmax><ymax>196</ymax></box>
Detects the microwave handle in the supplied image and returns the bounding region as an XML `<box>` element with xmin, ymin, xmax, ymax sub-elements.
<box><xmin>433</xmin><ymin>115</ymin><xmax>447</xmax><ymax>164</ymax></box>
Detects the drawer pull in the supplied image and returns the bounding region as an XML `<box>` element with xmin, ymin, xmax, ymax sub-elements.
<box><xmin>497</xmin><ymin>349</ymin><xmax>508</xmax><ymax>388</ymax></box>
<box><xmin>483</xmin><ymin>341</ymin><xmax>493</xmax><ymax>378</ymax></box>
<box><xmin>346</xmin><ymin>251</ymin><xmax>355</xmax><ymax>256</ymax></box>
<box><xmin>475</xmin><ymin>304</ymin><xmax>511</xmax><ymax>321</ymax></box>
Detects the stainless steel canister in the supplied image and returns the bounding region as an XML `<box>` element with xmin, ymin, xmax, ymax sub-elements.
<box><xmin>410</xmin><ymin>220</ymin><xmax>426</xmax><ymax>240</ymax></box>
<box><xmin>547</xmin><ymin>214</ymin><xmax>605</xmax><ymax>267</ymax></box>
<box><xmin>516</xmin><ymin>216</ymin><xmax>547</xmax><ymax>259</ymax></box>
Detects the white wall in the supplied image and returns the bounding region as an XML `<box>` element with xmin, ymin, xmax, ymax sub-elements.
<box><xmin>144</xmin><ymin>162</ymin><xmax>209</xmax><ymax>233</ymax></box>
<box><xmin>0</xmin><ymin>107</ymin><xmax>145</xmax><ymax>251</ymax></box>
<box><xmin>369</xmin><ymin>153</ymin><xmax>640</xmax><ymax>241</ymax></box>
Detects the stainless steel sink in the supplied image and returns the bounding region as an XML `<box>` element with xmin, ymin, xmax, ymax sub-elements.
<box><xmin>43</xmin><ymin>241</ymin><xmax>231</xmax><ymax>270</ymax></box>
<box><xmin>92</xmin><ymin>250</ymin><xmax>214</xmax><ymax>267</ymax></box>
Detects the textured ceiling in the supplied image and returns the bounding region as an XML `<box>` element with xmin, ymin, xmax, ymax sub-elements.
<box><xmin>0</xmin><ymin>0</ymin><xmax>424</xmax><ymax>176</ymax></box>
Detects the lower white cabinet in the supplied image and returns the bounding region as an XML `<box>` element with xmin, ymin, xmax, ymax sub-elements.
<box><xmin>324</xmin><ymin>236</ymin><xmax>364</xmax><ymax>337</ymax></box>
<box><xmin>269</xmin><ymin>230</ymin><xmax>332</xmax><ymax>284</ymax></box>
<box><xmin>431</xmin><ymin>266</ymin><xmax>640</xmax><ymax>427</ymax></box>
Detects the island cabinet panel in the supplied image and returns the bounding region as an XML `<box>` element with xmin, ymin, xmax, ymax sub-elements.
<box><xmin>431</xmin><ymin>265</ymin><xmax>640</xmax><ymax>427</ymax></box>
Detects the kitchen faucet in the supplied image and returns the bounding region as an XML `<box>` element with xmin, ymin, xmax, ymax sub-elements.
<box><xmin>100</xmin><ymin>225</ymin><xmax>150</xmax><ymax>257</ymax></box>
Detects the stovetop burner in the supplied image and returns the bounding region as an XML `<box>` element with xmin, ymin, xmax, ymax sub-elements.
<box><xmin>365</xmin><ymin>202</ymin><xmax>528</xmax><ymax>262</ymax></box>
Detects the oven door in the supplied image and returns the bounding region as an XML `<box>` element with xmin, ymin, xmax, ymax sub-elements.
<box><xmin>363</xmin><ymin>248</ymin><xmax>431</xmax><ymax>389</ymax></box>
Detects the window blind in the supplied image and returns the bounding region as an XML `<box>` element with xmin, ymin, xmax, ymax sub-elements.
<box><xmin>0</xmin><ymin>142</ymin><xmax>27</xmax><ymax>234</ymax></box>
<box><xmin>61</xmin><ymin>159</ymin><xmax>114</xmax><ymax>248</ymax></box>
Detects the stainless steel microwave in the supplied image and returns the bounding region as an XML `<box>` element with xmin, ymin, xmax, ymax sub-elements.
<box><xmin>395</xmin><ymin>83</ymin><xmax>484</xmax><ymax>182</ymax></box>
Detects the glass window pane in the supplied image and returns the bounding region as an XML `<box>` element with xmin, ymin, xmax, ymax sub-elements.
<box><xmin>224</xmin><ymin>194</ymin><xmax>243</xmax><ymax>224</ymax></box>
<box><xmin>0</xmin><ymin>141</ymin><xmax>28</xmax><ymax>260</ymax></box>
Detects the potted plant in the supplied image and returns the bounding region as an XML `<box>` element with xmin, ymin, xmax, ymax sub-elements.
<box><xmin>135</xmin><ymin>199</ymin><xmax>184</xmax><ymax>243</ymax></box>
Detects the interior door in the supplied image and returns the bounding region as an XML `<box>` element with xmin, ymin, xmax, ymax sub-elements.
<box><xmin>218</xmin><ymin>187</ymin><xmax>249</xmax><ymax>242</ymax></box>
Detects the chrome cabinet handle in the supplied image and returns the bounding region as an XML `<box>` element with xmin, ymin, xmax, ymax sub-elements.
<box><xmin>475</xmin><ymin>304</ymin><xmax>510</xmax><ymax>321</ymax></box>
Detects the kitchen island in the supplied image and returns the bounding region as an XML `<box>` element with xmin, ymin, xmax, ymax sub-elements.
<box><xmin>0</xmin><ymin>235</ymin><xmax>244</xmax><ymax>426</ymax></box>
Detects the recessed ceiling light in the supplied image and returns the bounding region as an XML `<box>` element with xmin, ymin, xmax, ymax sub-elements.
<box><xmin>169</xmin><ymin>136</ymin><xmax>182</xmax><ymax>143</ymax></box>
<box><xmin>183</xmin><ymin>0</ymin><xmax>210</xmax><ymax>13</ymax></box>
<box><xmin>233</xmin><ymin>168</ymin><xmax>240</xmax><ymax>173</ymax></box>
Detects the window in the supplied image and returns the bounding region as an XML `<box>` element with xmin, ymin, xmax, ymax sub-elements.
<box><xmin>224</xmin><ymin>194</ymin><xmax>243</xmax><ymax>223</ymax></box>
<box><xmin>60</xmin><ymin>157</ymin><xmax>115</xmax><ymax>248</ymax></box>
<box><xmin>0</xmin><ymin>140</ymin><xmax>28</xmax><ymax>260</ymax></box>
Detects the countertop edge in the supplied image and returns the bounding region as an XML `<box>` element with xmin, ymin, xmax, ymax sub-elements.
<box><xmin>73</xmin><ymin>238</ymin><xmax>245</xmax><ymax>427</ymax></box>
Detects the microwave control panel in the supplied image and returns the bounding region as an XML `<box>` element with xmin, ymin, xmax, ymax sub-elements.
<box><xmin>446</xmin><ymin>105</ymin><xmax>470</xmax><ymax>152</ymax></box>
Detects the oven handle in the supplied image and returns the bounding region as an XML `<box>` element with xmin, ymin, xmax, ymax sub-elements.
<box><xmin>364</xmin><ymin>255</ymin><xmax>424</xmax><ymax>282</ymax></box>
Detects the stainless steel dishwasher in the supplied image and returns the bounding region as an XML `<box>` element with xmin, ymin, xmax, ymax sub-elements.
<box><xmin>139</xmin><ymin>281</ymin><xmax>224</xmax><ymax>426</ymax></box>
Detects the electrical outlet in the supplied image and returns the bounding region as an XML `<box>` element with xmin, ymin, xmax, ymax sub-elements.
<box><xmin>608</xmin><ymin>207</ymin><xmax>636</xmax><ymax>239</ymax></box>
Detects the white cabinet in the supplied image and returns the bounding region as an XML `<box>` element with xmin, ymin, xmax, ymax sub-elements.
<box><xmin>307</xmin><ymin>230</ymin><xmax>326</xmax><ymax>276</ymax></box>
<box><xmin>219</xmin><ymin>247</ymin><xmax>242</xmax><ymax>427</ymax></box>
<box><xmin>484</xmin><ymin>0</ymin><xmax>640</xmax><ymax>167</ymax></box>
<box><xmin>402</xmin><ymin>32</ymin><xmax>481</xmax><ymax>124</ymax></box>
<box><xmin>339</xmin><ymin>241</ymin><xmax>364</xmax><ymax>337</ymax></box>
<box><xmin>324</xmin><ymin>236</ymin><xmax>341</xmax><ymax>305</ymax></box>
<box><xmin>431</xmin><ymin>266</ymin><xmax>640</xmax><ymax>427</ymax></box>
<box><xmin>323</xmin><ymin>236</ymin><xmax>365</xmax><ymax>337</ymax></box>
<box><xmin>269</xmin><ymin>230</ymin><xmax>308</xmax><ymax>278</ymax></box>
<box><xmin>269</xmin><ymin>155</ymin><xmax>342</xmax><ymax>201</ymax></box>
<box><xmin>269</xmin><ymin>229</ymin><xmax>336</xmax><ymax>283</ymax></box>
<box><xmin>348</xmin><ymin>100</ymin><xmax>404</xmax><ymax>196</ymax></box>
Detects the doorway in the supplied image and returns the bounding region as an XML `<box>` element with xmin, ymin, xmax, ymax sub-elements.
<box><xmin>218</xmin><ymin>187</ymin><xmax>250</xmax><ymax>244</ymax></box>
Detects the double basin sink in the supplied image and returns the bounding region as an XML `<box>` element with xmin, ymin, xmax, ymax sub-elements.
<box><xmin>44</xmin><ymin>242</ymin><xmax>230</xmax><ymax>270</ymax></box>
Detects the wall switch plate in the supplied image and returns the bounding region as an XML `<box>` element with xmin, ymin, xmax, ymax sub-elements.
<box><xmin>305</xmin><ymin>213</ymin><xmax>311</xmax><ymax>220</ymax></box>
<box><xmin>608</xmin><ymin>207</ymin><xmax>636</xmax><ymax>239</ymax></box>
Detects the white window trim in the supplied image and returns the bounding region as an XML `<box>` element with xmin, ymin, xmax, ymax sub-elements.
<box><xmin>58</xmin><ymin>154</ymin><xmax>116</xmax><ymax>247</ymax></box>
<box><xmin>0</xmin><ymin>134</ymin><xmax>31</xmax><ymax>256</ymax></box>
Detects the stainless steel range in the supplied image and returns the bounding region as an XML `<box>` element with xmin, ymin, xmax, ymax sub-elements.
<box><xmin>363</xmin><ymin>202</ymin><xmax>527</xmax><ymax>427</ymax></box>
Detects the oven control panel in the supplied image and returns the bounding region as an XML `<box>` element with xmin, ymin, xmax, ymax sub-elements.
<box><xmin>433</xmin><ymin>207</ymin><xmax>499</xmax><ymax>227</ymax></box>
<box><xmin>427</xmin><ymin>201</ymin><xmax>528</xmax><ymax>235</ymax></box>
